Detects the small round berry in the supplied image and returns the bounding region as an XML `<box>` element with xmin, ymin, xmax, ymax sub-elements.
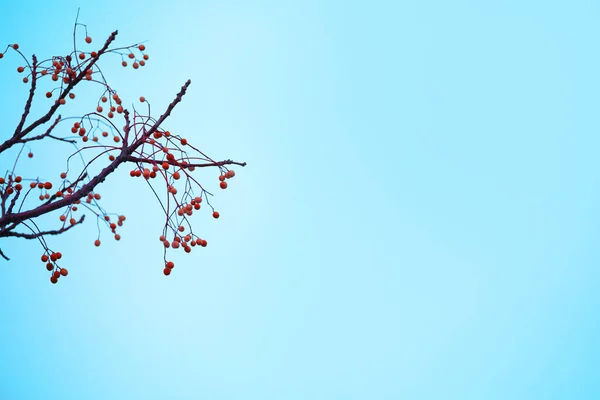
<box><xmin>85</xmin><ymin>36</ymin><xmax>92</xmax><ymax>44</ymax></box>
<box><xmin>213</xmin><ymin>211</ymin><xmax>220</xmax><ymax>219</ymax></box>
<box><xmin>94</xmin><ymin>239</ymin><xmax>101</xmax><ymax>247</ymax></box>
<box><xmin>163</xmin><ymin>268</ymin><xmax>171</xmax><ymax>276</ymax></box>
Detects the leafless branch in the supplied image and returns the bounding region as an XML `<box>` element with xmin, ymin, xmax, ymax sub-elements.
<box><xmin>125</xmin><ymin>156</ymin><xmax>247</xmax><ymax>168</ymax></box>
<box><xmin>2</xmin><ymin>215</ymin><xmax>85</xmax><ymax>239</ymax></box>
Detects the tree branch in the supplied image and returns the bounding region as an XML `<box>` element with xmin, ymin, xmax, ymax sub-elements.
<box><xmin>125</xmin><ymin>156</ymin><xmax>247</xmax><ymax>168</ymax></box>
<box><xmin>19</xmin><ymin>115</ymin><xmax>75</xmax><ymax>145</ymax></box>
<box><xmin>2</xmin><ymin>215</ymin><xmax>85</xmax><ymax>239</ymax></box>
<box><xmin>0</xmin><ymin>30</ymin><xmax>119</xmax><ymax>154</ymax></box>
<box><xmin>13</xmin><ymin>54</ymin><xmax>38</xmax><ymax>137</ymax></box>
<box><xmin>0</xmin><ymin>80</ymin><xmax>191</xmax><ymax>233</ymax></box>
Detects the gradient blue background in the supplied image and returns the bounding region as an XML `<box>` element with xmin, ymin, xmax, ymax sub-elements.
<box><xmin>1</xmin><ymin>1</ymin><xmax>600</xmax><ymax>398</ymax></box>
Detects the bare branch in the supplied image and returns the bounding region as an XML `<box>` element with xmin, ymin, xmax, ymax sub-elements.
<box><xmin>125</xmin><ymin>156</ymin><xmax>247</xmax><ymax>168</ymax></box>
<box><xmin>19</xmin><ymin>116</ymin><xmax>76</xmax><ymax>145</ymax></box>
<box><xmin>2</xmin><ymin>215</ymin><xmax>84</xmax><ymax>239</ymax></box>
<box><xmin>12</xmin><ymin>54</ymin><xmax>38</xmax><ymax>137</ymax></box>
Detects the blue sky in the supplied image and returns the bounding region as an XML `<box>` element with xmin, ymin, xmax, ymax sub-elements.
<box><xmin>1</xmin><ymin>0</ymin><xmax>600</xmax><ymax>398</ymax></box>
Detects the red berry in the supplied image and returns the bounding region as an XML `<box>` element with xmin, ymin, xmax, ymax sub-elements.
<box><xmin>212</xmin><ymin>211</ymin><xmax>219</xmax><ymax>219</ymax></box>
<box><xmin>50</xmin><ymin>276</ymin><xmax>58</xmax><ymax>284</ymax></box>
<box><xmin>220</xmin><ymin>181</ymin><xmax>227</xmax><ymax>189</ymax></box>
<box><xmin>163</xmin><ymin>268</ymin><xmax>171</xmax><ymax>276</ymax></box>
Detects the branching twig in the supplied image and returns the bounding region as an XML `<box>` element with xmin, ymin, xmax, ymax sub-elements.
<box><xmin>125</xmin><ymin>156</ymin><xmax>247</xmax><ymax>168</ymax></box>
<box><xmin>2</xmin><ymin>215</ymin><xmax>85</xmax><ymax>239</ymax></box>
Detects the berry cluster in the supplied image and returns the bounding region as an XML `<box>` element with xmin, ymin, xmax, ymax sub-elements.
<box><xmin>40</xmin><ymin>251</ymin><xmax>67</xmax><ymax>284</ymax></box>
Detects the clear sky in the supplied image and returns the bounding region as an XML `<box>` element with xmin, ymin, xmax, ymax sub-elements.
<box><xmin>1</xmin><ymin>0</ymin><xmax>600</xmax><ymax>398</ymax></box>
